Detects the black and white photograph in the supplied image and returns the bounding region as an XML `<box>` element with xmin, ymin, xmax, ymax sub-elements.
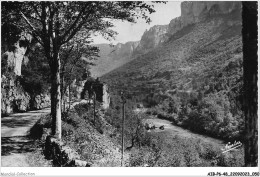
<box><xmin>1</xmin><ymin>0</ymin><xmax>258</xmax><ymax>175</ymax></box>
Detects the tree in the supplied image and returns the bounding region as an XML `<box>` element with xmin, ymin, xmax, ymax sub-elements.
<box><xmin>60</xmin><ymin>39</ymin><xmax>99</xmax><ymax>111</ymax></box>
<box><xmin>242</xmin><ymin>1</ymin><xmax>258</xmax><ymax>167</ymax></box>
<box><xmin>2</xmin><ymin>1</ymin><xmax>158</xmax><ymax>139</ymax></box>
<box><xmin>125</xmin><ymin>112</ymin><xmax>146</xmax><ymax>150</ymax></box>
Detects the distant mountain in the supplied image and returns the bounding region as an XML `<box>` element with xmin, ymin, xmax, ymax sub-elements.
<box><xmin>90</xmin><ymin>41</ymin><xmax>139</xmax><ymax>77</ymax></box>
<box><xmin>100</xmin><ymin>1</ymin><xmax>242</xmax><ymax>100</ymax></box>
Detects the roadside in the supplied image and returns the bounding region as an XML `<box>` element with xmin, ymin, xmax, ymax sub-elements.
<box><xmin>1</xmin><ymin>108</ymin><xmax>51</xmax><ymax>167</ymax></box>
<box><xmin>146</xmin><ymin>117</ymin><xmax>225</xmax><ymax>147</ymax></box>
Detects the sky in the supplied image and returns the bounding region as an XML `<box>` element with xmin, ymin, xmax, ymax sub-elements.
<box><xmin>92</xmin><ymin>1</ymin><xmax>181</xmax><ymax>44</ymax></box>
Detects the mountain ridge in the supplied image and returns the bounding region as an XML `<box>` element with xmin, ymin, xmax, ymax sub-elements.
<box><xmin>90</xmin><ymin>1</ymin><xmax>241</xmax><ymax>77</ymax></box>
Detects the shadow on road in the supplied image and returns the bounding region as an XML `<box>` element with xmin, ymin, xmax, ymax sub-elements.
<box><xmin>1</xmin><ymin>118</ymin><xmax>35</xmax><ymax>128</ymax></box>
<box><xmin>1</xmin><ymin>136</ymin><xmax>36</xmax><ymax>156</ymax></box>
<box><xmin>1</xmin><ymin>108</ymin><xmax>50</xmax><ymax>128</ymax></box>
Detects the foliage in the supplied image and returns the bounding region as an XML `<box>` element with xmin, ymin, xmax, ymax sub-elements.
<box><xmin>29</xmin><ymin>114</ymin><xmax>52</xmax><ymax>139</ymax></box>
<box><xmin>20</xmin><ymin>45</ymin><xmax>51</xmax><ymax>96</ymax></box>
<box><xmin>2</xmin><ymin>1</ymin><xmax>158</xmax><ymax>137</ymax></box>
<box><xmin>129</xmin><ymin>136</ymin><xmax>162</xmax><ymax>167</ymax></box>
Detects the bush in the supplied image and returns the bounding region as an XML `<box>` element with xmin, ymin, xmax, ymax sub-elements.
<box><xmin>217</xmin><ymin>150</ymin><xmax>244</xmax><ymax>167</ymax></box>
<box><xmin>129</xmin><ymin>144</ymin><xmax>162</xmax><ymax>167</ymax></box>
<box><xmin>29</xmin><ymin>114</ymin><xmax>52</xmax><ymax>139</ymax></box>
<box><xmin>62</xmin><ymin>111</ymin><xmax>86</xmax><ymax>128</ymax></box>
<box><xmin>74</xmin><ymin>103</ymin><xmax>90</xmax><ymax>117</ymax></box>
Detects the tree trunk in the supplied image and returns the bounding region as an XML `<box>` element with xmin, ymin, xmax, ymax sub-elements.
<box><xmin>61</xmin><ymin>75</ymin><xmax>64</xmax><ymax>112</ymax></box>
<box><xmin>242</xmin><ymin>1</ymin><xmax>258</xmax><ymax>167</ymax></box>
<box><xmin>50</xmin><ymin>54</ymin><xmax>62</xmax><ymax>139</ymax></box>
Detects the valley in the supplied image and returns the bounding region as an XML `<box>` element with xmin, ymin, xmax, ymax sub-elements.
<box><xmin>96</xmin><ymin>1</ymin><xmax>244</xmax><ymax>157</ymax></box>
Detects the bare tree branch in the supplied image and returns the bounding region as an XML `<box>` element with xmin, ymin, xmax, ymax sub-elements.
<box><xmin>20</xmin><ymin>11</ymin><xmax>44</xmax><ymax>46</ymax></box>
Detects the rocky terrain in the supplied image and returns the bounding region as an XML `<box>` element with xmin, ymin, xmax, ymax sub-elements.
<box><xmin>1</xmin><ymin>33</ymin><xmax>50</xmax><ymax>115</ymax></box>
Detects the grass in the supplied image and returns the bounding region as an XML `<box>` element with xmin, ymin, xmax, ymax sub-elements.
<box><xmin>25</xmin><ymin>140</ymin><xmax>52</xmax><ymax>167</ymax></box>
<box><xmin>27</xmin><ymin>114</ymin><xmax>53</xmax><ymax>166</ymax></box>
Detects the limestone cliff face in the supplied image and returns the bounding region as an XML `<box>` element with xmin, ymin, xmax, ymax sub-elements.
<box><xmin>109</xmin><ymin>41</ymin><xmax>140</xmax><ymax>60</ymax></box>
<box><xmin>168</xmin><ymin>1</ymin><xmax>241</xmax><ymax>35</ymax></box>
<box><xmin>135</xmin><ymin>2</ymin><xmax>240</xmax><ymax>54</ymax></box>
<box><xmin>1</xmin><ymin>33</ymin><xmax>51</xmax><ymax>115</ymax></box>
<box><xmin>91</xmin><ymin>1</ymin><xmax>241</xmax><ymax>77</ymax></box>
<box><xmin>1</xmin><ymin>76</ymin><xmax>50</xmax><ymax>115</ymax></box>
<box><xmin>135</xmin><ymin>25</ymin><xmax>168</xmax><ymax>54</ymax></box>
<box><xmin>2</xmin><ymin>32</ymin><xmax>32</xmax><ymax>76</ymax></box>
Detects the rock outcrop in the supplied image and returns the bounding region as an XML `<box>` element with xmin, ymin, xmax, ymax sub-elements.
<box><xmin>2</xmin><ymin>32</ymin><xmax>32</xmax><ymax>76</ymax></box>
<box><xmin>1</xmin><ymin>76</ymin><xmax>30</xmax><ymax>115</ymax></box>
<box><xmin>80</xmin><ymin>78</ymin><xmax>110</xmax><ymax>109</ymax></box>
<box><xmin>168</xmin><ymin>1</ymin><xmax>241</xmax><ymax>35</ymax></box>
<box><xmin>1</xmin><ymin>76</ymin><xmax>51</xmax><ymax>115</ymax></box>
<box><xmin>33</xmin><ymin>94</ymin><xmax>51</xmax><ymax>110</ymax></box>
<box><xmin>134</xmin><ymin>25</ymin><xmax>168</xmax><ymax>54</ymax></box>
<box><xmin>110</xmin><ymin>41</ymin><xmax>140</xmax><ymax>59</ymax></box>
<box><xmin>136</xmin><ymin>1</ymin><xmax>241</xmax><ymax>50</ymax></box>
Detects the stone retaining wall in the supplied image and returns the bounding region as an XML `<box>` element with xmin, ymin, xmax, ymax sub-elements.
<box><xmin>43</xmin><ymin>134</ymin><xmax>91</xmax><ymax>167</ymax></box>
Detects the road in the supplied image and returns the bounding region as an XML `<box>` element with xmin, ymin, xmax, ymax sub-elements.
<box><xmin>1</xmin><ymin>108</ymin><xmax>50</xmax><ymax>167</ymax></box>
<box><xmin>145</xmin><ymin>117</ymin><xmax>225</xmax><ymax>147</ymax></box>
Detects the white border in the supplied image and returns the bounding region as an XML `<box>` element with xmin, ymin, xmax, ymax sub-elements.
<box><xmin>1</xmin><ymin>167</ymin><xmax>259</xmax><ymax>177</ymax></box>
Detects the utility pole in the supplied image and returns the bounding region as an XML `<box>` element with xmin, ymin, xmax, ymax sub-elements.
<box><xmin>93</xmin><ymin>91</ymin><xmax>96</xmax><ymax>126</ymax></box>
<box><xmin>121</xmin><ymin>91</ymin><xmax>126</xmax><ymax>167</ymax></box>
<box><xmin>68</xmin><ymin>84</ymin><xmax>71</xmax><ymax>110</ymax></box>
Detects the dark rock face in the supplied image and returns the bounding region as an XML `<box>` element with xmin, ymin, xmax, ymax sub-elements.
<box><xmin>1</xmin><ymin>76</ymin><xmax>50</xmax><ymax>115</ymax></box>
<box><xmin>33</xmin><ymin>94</ymin><xmax>51</xmax><ymax>110</ymax></box>
<box><xmin>1</xmin><ymin>76</ymin><xmax>30</xmax><ymax>115</ymax></box>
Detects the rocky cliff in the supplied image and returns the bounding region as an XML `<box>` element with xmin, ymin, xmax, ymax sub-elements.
<box><xmin>90</xmin><ymin>2</ymin><xmax>241</xmax><ymax>78</ymax></box>
<box><xmin>110</xmin><ymin>41</ymin><xmax>140</xmax><ymax>59</ymax></box>
<box><xmin>101</xmin><ymin>0</ymin><xmax>242</xmax><ymax>98</ymax></box>
<box><xmin>1</xmin><ymin>76</ymin><xmax>51</xmax><ymax>115</ymax></box>
<box><xmin>168</xmin><ymin>1</ymin><xmax>241</xmax><ymax>35</ymax></box>
<box><xmin>2</xmin><ymin>32</ymin><xmax>32</xmax><ymax>76</ymax></box>
<box><xmin>90</xmin><ymin>41</ymin><xmax>139</xmax><ymax>77</ymax></box>
<box><xmin>1</xmin><ymin>33</ymin><xmax>51</xmax><ymax>115</ymax></box>
<box><xmin>134</xmin><ymin>25</ymin><xmax>168</xmax><ymax>54</ymax></box>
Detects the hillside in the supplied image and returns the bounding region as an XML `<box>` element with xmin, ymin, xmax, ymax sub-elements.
<box><xmin>101</xmin><ymin>9</ymin><xmax>242</xmax><ymax>96</ymax></box>
<box><xmin>101</xmin><ymin>2</ymin><xmax>243</xmax><ymax>141</ymax></box>
<box><xmin>90</xmin><ymin>41</ymin><xmax>139</xmax><ymax>77</ymax></box>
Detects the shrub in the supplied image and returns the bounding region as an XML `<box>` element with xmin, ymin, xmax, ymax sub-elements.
<box><xmin>217</xmin><ymin>150</ymin><xmax>244</xmax><ymax>167</ymax></box>
<box><xmin>62</xmin><ymin>122</ymin><xmax>75</xmax><ymax>137</ymax></box>
<box><xmin>74</xmin><ymin>103</ymin><xmax>90</xmax><ymax>117</ymax></box>
<box><xmin>129</xmin><ymin>145</ymin><xmax>162</xmax><ymax>167</ymax></box>
<box><xmin>29</xmin><ymin>114</ymin><xmax>52</xmax><ymax>139</ymax></box>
